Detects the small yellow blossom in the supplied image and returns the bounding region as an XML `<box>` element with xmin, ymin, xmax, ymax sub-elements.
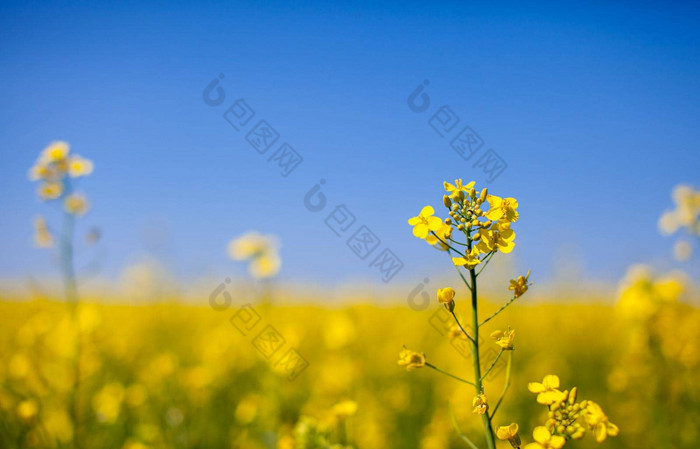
<box><xmin>452</xmin><ymin>246</ymin><xmax>481</xmax><ymax>269</ymax></box>
<box><xmin>448</xmin><ymin>324</ymin><xmax>466</xmax><ymax>340</ymax></box>
<box><xmin>509</xmin><ymin>270</ymin><xmax>531</xmax><ymax>298</ymax></box>
<box><xmin>528</xmin><ymin>375</ymin><xmax>566</xmax><ymax>405</ymax></box>
<box><xmin>68</xmin><ymin>154</ymin><xmax>94</xmax><ymax>177</ymax></box>
<box><xmin>249</xmin><ymin>253</ymin><xmax>281</xmax><ymax>279</ymax></box>
<box><xmin>41</xmin><ymin>141</ymin><xmax>70</xmax><ymax>163</ymax></box>
<box><xmin>582</xmin><ymin>401</ymin><xmax>619</xmax><ymax>443</ymax></box>
<box><xmin>444</xmin><ymin>179</ymin><xmax>475</xmax><ymax>199</ymax></box>
<box><xmin>27</xmin><ymin>163</ymin><xmax>56</xmax><ymax>181</ymax></box>
<box><xmin>397</xmin><ymin>346</ymin><xmax>426</xmax><ymax>371</ymax></box>
<box><xmin>64</xmin><ymin>193</ymin><xmax>89</xmax><ymax>215</ymax></box>
<box><xmin>408</xmin><ymin>206</ymin><xmax>443</xmax><ymax>239</ymax></box>
<box><xmin>491</xmin><ymin>328</ymin><xmax>515</xmax><ymax>350</ymax></box>
<box><xmin>476</xmin><ymin>221</ymin><xmax>515</xmax><ymax>254</ymax></box>
<box><xmin>38</xmin><ymin>182</ymin><xmax>63</xmax><ymax>200</ymax></box>
<box><xmin>33</xmin><ymin>215</ymin><xmax>53</xmax><ymax>248</ymax></box>
<box><xmin>228</xmin><ymin>232</ymin><xmax>281</xmax><ymax>279</ymax></box>
<box><xmin>332</xmin><ymin>400</ymin><xmax>358</xmax><ymax>417</ymax></box>
<box><xmin>17</xmin><ymin>399</ymin><xmax>39</xmax><ymax>421</ymax></box>
<box><xmin>673</xmin><ymin>240</ymin><xmax>692</xmax><ymax>261</ymax></box>
<box><xmin>497</xmin><ymin>423</ymin><xmax>521</xmax><ymax>448</ymax></box>
<box><xmin>524</xmin><ymin>426</ymin><xmax>566</xmax><ymax>449</ymax></box>
<box><xmin>486</xmin><ymin>195</ymin><xmax>519</xmax><ymax>222</ymax></box>
<box><xmin>472</xmin><ymin>392</ymin><xmax>488</xmax><ymax>414</ymax></box>
<box><xmin>437</xmin><ymin>287</ymin><xmax>456</xmax><ymax>304</ymax></box>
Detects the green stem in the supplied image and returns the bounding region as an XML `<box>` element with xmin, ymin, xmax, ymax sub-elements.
<box><xmin>426</xmin><ymin>363</ymin><xmax>475</xmax><ymax>386</ymax></box>
<box><xmin>490</xmin><ymin>352</ymin><xmax>513</xmax><ymax>418</ymax></box>
<box><xmin>467</xmin><ymin>239</ymin><xmax>497</xmax><ymax>449</ymax></box>
<box><xmin>480</xmin><ymin>349</ymin><xmax>504</xmax><ymax>382</ymax></box>
<box><xmin>475</xmin><ymin>251</ymin><xmax>496</xmax><ymax>276</ymax></box>
<box><xmin>60</xmin><ymin>181</ymin><xmax>81</xmax><ymax>449</ymax></box>
<box><xmin>431</xmin><ymin>231</ymin><xmax>466</xmax><ymax>257</ymax></box>
<box><xmin>450</xmin><ymin>310</ymin><xmax>476</xmax><ymax>345</ymax></box>
<box><xmin>479</xmin><ymin>296</ymin><xmax>518</xmax><ymax>328</ymax></box>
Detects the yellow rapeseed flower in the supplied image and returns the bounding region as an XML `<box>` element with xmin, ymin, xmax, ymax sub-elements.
<box><xmin>33</xmin><ymin>215</ymin><xmax>53</xmax><ymax>248</ymax></box>
<box><xmin>524</xmin><ymin>426</ymin><xmax>566</xmax><ymax>449</ymax></box>
<box><xmin>228</xmin><ymin>232</ymin><xmax>281</xmax><ymax>279</ymax></box>
<box><xmin>476</xmin><ymin>221</ymin><xmax>515</xmax><ymax>254</ymax></box>
<box><xmin>332</xmin><ymin>400</ymin><xmax>358</xmax><ymax>417</ymax></box>
<box><xmin>437</xmin><ymin>287</ymin><xmax>456</xmax><ymax>304</ymax></box>
<box><xmin>509</xmin><ymin>270</ymin><xmax>531</xmax><ymax>298</ymax></box>
<box><xmin>68</xmin><ymin>154</ymin><xmax>94</xmax><ymax>177</ymax></box>
<box><xmin>452</xmin><ymin>246</ymin><xmax>481</xmax><ymax>268</ymax></box>
<box><xmin>491</xmin><ymin>328</ymin><xmax>515</xmax><ymax>350</ymax></box>
<box><xmin>40</xmin><ymin>141</ymin><xmax>70</xmax><ymax>163</ymax></box>
<box><xmin>486</xmin><ymin>195</ymin><xmax>519</xmax><ymax>222</ymax></box>
<box><xmin>497</xmin><ymin>423</ymin><xmax>521</xmax><ymax>448</ymax></box>
<box><xmin>472</xmin><ymin>392</ymin><xmax>488</xmax><ymax>414</ymax></box>
<box><xmin>443</xmin><ymin>179</ymin><xmax>475</xmax><ymax>199</ymax></box>
<box><xmin>408</xmin><ymin>206</ymin><xmax>443</xmax><ymax>239</ymax></box>
<box><xmin>17</xmin><ymin>399</ymin><xmax>39</xmax><ymax>421</ymax></box>
<box><xmin>582</xmin><ymin>401</ymin><xmax>619</xmax><ymax>443</ymax></box>
<box><xmin>249</xmin><ymin>253</ymin><xmax>281</xmax><ymax>279</ymax></box>
<box><xmin>64</xmin><ymin>193</ymin><xmax>89</xmax><ymax>215</ymax></box>
<box><xmin>528</xmin><ymin>375</ymin><xmax>566</xmax><ymax>405</ymax></box>
<box><xmin>38</xmin><ymin>182</ymin><xmax>63</xmax><ymax>200</ymax></box>
<box><xmin>397</xmin><ymin>346</ymin><xmax>426</xmax><ymax>371</ymax></box>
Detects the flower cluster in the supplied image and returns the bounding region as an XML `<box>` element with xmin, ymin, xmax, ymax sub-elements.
<box><xmin>401</xmin><ymin>179</ymin><xmax>533</xmax><ymax>449</ymax></box>
<box><xmin>658</xmin><ymin>184</ymin><xmax>700</xmax><ymax>261</ymax></box>
<box><xmin>400</xmin><ymin>179</ymin><xmax>619</xmax><ymax>449</ymax></box>
<box><xmin>408</xmin><ymin>179</ymin><xmax>519</xmax><ymax>269</ymax></box>
<box><xmin>524</xmin><ymin>375</ymin><xmax>618</xmax><ymax>447</ymax></box>
<box><xmin>28</xmin><ymin>141</ymin><xmax>94</xmax><ymax>215</ymax></box>
<box><xmin>228</xmin><ymin>232</ymin><xmax>281</xmax><ymax>279</ymax></box>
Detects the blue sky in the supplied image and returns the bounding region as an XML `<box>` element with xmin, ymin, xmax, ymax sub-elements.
<box><xmin>1</xmin><ymin>0</ymin><xmax>698</xmax><ymax>290</ymax></box>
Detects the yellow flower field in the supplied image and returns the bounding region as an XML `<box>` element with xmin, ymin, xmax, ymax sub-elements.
<box><xmin>1</xmin><ymin>278</ymin><xmax>697</xmax><ymax>448</ymax></box>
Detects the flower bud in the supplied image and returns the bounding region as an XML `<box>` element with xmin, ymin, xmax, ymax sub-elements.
<box><xmin>443</xmin><ymin>195</ymin><xmax>452</xmax><ymax>208</ymax></box>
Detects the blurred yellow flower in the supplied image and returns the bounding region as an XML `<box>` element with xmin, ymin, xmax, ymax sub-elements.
<box><xmin>673</xmin><ymin>240</ymin><xmax>692</xmax><ymax>261</ymax></box>
<box><xmin>64</xmin><ymin>193</ymin><xmax>89</xmax><ymax>215</ymax></box>
<box><xmin>524</xmin><ymin>426</ymin><xmax>566</xmax><ymax>449</ymax></box>
<box><xmin>509</xmin><ymin>270</ymin><xmax>531</xmax><ymax>298</ymax></box>
<box><xmin>92</xmin><ymin>382</ymin><xmax>125</xmax><ymax>424</ymax></box>
<box><xmin>582</xmin><ymin>401</ymin><xmax>619</xmax><ymax>443</ymax></box>
<box><xmin>332</xmin><ymin>400</ymin><xmax>358</xmax><ymax>417</ymax></box>
<box><xmin>397</xmin><ymin>346</ymin><xmax>426</xmax><ymax>371</ymax></box>
<box><xmin>68</xmin><ymin>154</ymin><xmax>94</xmax><ymax>177</ymax></box>
<box><xmin>491</xmin><ymin>328</ymin><xmax>515</xmax><ymax>350</ymax></box>
<box><xmin>408</xmin><ymin>206</ymin><xmax>442</xmax><ymax>239</ymax></box>
<box><xmin>41</xmin><ymin>141</ymin><xmax>70</xmax><ymax>163</ymax></box>
<box><xmin>228</xmin><ymin>232</ymin><xmax>281</xmax><ymax>279</ymax></box>
<box><xmin>17</xmin><ymin>399</ymin><xmax>38</xmax><ymax>421</ymax></box>
<box><xmin>472</xmin><ymin>392</ymin><xmax>488</xmax><ymax>414</ymax></box>
<box><xmin>37</xmin><ymin>182</ymin><xmax>63</xmax><ymax>200</ymax></box>
<box><xmin>528</xmin><ymin>375</ymin><xmax>566</xmax><ymax>405</ymax></box>
<box><xmin>33</xmin><ymin>215</ymin><xmax>53</xmax><ymax>248</ymax></box>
